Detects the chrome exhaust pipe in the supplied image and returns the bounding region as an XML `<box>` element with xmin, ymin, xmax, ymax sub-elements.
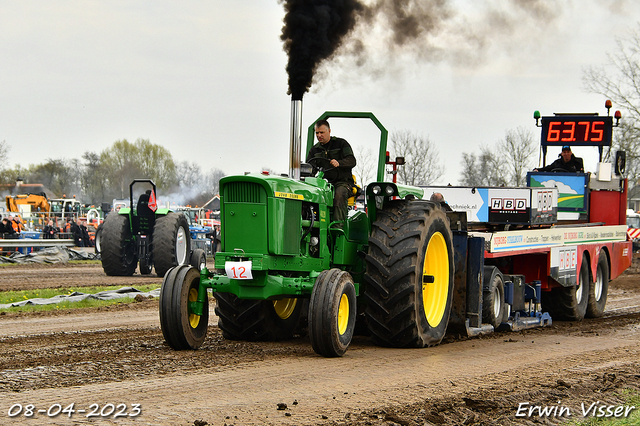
<box><xmin>289</xmin><ymin>98</ymin><xmax>303</xmax><ymax>180</ymax></box>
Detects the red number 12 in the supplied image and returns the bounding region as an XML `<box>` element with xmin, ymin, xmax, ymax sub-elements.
<box><xmin>231</xmin><ymin>267</ymin><xmax>247</xmax><ymax>279</ymax></box>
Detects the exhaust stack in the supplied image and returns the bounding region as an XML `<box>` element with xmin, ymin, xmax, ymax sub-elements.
<box><xmin>289</xmin><ymin>98</ymin><xmax>303</xmax><ymax>180</ymax></box>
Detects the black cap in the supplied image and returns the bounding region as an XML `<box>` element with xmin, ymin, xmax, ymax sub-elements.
<box><xmin>562</xmin><ymin>145</ymin><xmax>571</xmax><ymax>151</ymax></box>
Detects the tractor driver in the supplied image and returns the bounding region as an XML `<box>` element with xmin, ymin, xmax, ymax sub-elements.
<box><xmin>306</xmin><ymin>119</ymin><xmax>357</xmax><ymax>224</ymax></box>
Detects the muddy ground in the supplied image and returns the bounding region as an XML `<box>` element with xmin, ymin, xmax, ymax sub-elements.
<box><xmin>0</xmin><ymin>261</ymin><xmax>639</xmax><ymax>425</ymax></box>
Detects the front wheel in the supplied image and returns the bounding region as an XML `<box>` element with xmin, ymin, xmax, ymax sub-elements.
<box><xmin>190</xmin><ymin>248</ymin><xmax>206</xmax><ymax>270</ymax></box>
<box><xmin>139</xmin><ymin>258</ymin><xmax>153</xmax><ymax>275</ymax></box>
<box><xmin>308</xmin><ymin>269</ymin><xmax>357</xmax><ymax>357</ymax></box>
<box><xmin>159</xmin><ymin>265</ymin><xmax>209</xmax><ymax>349</ymax></box>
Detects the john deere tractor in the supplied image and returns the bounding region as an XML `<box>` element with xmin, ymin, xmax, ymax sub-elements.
<box><xmin>101</xmin><ymin>179</ymin><xmax>204</xmax><ymax>277</ymax></box>
<box><xmin>159</xmin><ymin>111</ymin><xmax>454</xmax><ymax>357</ymax></box>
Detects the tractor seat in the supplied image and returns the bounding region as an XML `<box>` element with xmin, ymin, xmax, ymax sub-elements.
<box><xmin>136</xmin><ymin>192</ymin><xmax>155</xmax><ymax>235</ymax></box>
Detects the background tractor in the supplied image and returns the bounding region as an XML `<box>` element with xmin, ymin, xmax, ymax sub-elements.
<box><xmin>100</xmin><ymin>179</ymin><xmax>205</xmax><ymax>277</ymax></box>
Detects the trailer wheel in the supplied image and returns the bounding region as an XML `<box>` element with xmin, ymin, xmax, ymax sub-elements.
<box><xmin>482</xmin><ymin>266</ymin><xmax>505</xmax><ymax>328</ymax></box>
<box><xmin>542</xmin><ymin>255</ymin><xmax>590</xmax><ymax>321</ymax></box>
<box><xmin>364</xmin><ymin>200</ymin><xmax>454</xmax><ymax>348</ymax></box>
<box><xmin>153</xmin><ymin>212</ymin><xmax>191</xmax><ymax>277</ymax></box>
<box><xmin>100</xmin><ymin>214</ymin><xmax>137</xmax><ymax>276</ymax></box>
<box><xmin>587</xmin><ymin>251</ymin><xmax>609</xmax><ymax>318</ymax></box>
<box><xmin>308</xmin><ymin>269</ymin><xmax>357</xmax><ymax>357</ymax></box>
<box><xmin>190</xmin><ymin>248</ymin><xmax>206</xmax><ymax>270</ymax></box>
<box><xmin>214</xmin><ymin>293</ymin><xmax>303</xmax><ymax>341</ymax></box>
<box><xmin>159</xmin><ymin>265</ymin><xmax>209</xmax><ymax>349</ymax></box>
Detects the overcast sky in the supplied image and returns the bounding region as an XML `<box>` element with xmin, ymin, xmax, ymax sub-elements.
<box><xmin>1</xmin><ymin>1</ymin><xmax>638</xmax><ymax>187</ymax></box>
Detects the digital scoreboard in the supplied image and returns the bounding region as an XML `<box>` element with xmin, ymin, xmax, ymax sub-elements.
<box><xmin>540</xmin><ymin>115</ymin><xmax>613</xmax><ymax>147</ymax></box>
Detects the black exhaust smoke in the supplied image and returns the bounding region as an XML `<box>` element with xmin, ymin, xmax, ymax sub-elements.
<box><xmin>280</xmin><ymin>0</ymin><xmax>364</xmax><ymax>100</ymax></box>
<box><xmin>281</xmin><ymin>0</ymin><xmax>363</xmax><ymax>178</ymax></box>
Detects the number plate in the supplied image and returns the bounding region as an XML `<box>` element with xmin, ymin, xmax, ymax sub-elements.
<box><xmin>225</xmin><ymin>261</ymin><xmax>253</xmax><ymax>280</ymax></box>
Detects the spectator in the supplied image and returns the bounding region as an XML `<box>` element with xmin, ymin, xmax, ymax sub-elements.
<box><xmin>80</xmin><ymin>221</ymin><xmax>92</xmax><ymax>247</ymax></box>
<box><xmin>43</xmin><ymin>219</ymin><xmax>59</xmax><ymax>239</ymax></box>
<box><xmin>70</xmin><ymin>218</ymin><xmax>84</xmax><ymax>247</ymax></box>
<box><xmin>430</xmin><ymin>192</ymin><xmax>453</xmax><ymax>212</ymax></box>
<box><xmin>1</xmin><ymin>217</ymin><xmax>15</xmax><ymax>237</ymax></box>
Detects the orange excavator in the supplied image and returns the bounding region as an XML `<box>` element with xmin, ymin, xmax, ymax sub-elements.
<box><xmin>5</xmin><ymin>193</ymin><xmax>51</xmax><ymax>215</ymax></box>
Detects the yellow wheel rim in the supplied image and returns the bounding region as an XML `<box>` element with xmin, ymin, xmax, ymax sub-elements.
<box><xmin>337</xmin><ymin>293</ymin><xmax>349</xmax><ymax>335</ymax></box>
<box><xmin>188</xmin><ymin>287</ymin><xmax>200</xmax><ymax>329</ymax></box>
<box><xmin>422</xmin><ymin>232</ymin><xmax>449</xmax><ymax>327</ymax></box>
<box><xmin>273</xmin><ymin>298</ymin><xmax>297</xmax><ymax>320</ymax></box>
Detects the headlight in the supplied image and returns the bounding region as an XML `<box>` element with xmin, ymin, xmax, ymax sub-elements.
<box><xmin>372</xmin><ymin>185</ymin><xmax>382</xmax><ymax>195</ymax></box>
<box><xmin>385</xmin><ymin>185</ymin><xmax>395</xmax><ymax>195</ymax></box>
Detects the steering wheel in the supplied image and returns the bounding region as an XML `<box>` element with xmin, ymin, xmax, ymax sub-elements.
<box><xmin>307</xmin><ymin>157</ymin><xmax>335</xmax><ymax>172</ymax></box>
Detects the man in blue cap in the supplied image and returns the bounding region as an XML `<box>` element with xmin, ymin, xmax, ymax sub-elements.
<box><xmin>534</xmin><ymin>146</ymin><xmax>584</xmax><ymax>173</ymax></box>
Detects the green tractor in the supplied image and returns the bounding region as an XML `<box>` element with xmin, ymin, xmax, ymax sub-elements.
<box><xmin>101</xmin><ymin>179</ymin><xmax>204</xmax><ymax>277</ymax></box>
<box><xmin>159</xmin><ymin>111</ymin><xmax>454</xmax><ymax>357</ymax></box>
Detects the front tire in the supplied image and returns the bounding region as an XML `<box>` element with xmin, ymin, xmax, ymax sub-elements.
<box><xmin>159</xmin><ymin>265</ymin><xmax>209</xmax><ymax>349</ymax></box>
<box><xmin>190</xmin><ymin>248</ymin><xmax>206</xmax><ymax>270</ymax></box>
<box><xmin>100</xmin><ymin>214</ymin><xmax>137</xmax><ymax>276</ymax></box>
<box><xmin>139</xmin><ymin>258</ymin><xmax>153</xmax><ymax>275</ymax></box>
<box><xmin>587</xmin><ymin>251</ymin><xmax>609</xmax><ymax>318</ymax></box>
<box><xmin>94</xmin><ymin>223</ymin><xmax>103</xmax><ymax>254</ymax></box>
<box><xmin>308</xmin><ymin>269</ymin><xmax>357</xmax><ymax>357</ymax></box>
<box><xmin>153</xmin><ymin>213</ymin><xmax>191</xmax><ymax>277</ymax></box>
<box><xmin>364</xmin><ymin>200</ymin><xmax>454</xmax><ymax>348</ymax></box>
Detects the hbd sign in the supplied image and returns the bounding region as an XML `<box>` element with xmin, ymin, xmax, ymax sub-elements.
<box><xmin>490</xmin><ymin>198</ymin><xmax>527</xmax><ymax>211</ymax></box>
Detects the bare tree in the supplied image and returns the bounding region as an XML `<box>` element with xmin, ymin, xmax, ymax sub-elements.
<box><xmin>583</xmin><ymin>24</ymin><xmax>640</xmax><ymax>186</ymax></box>
<box><xmin>498</xmin><ymin>127</ymin><xmax>537</xmax><ymax>186</ymax></box>
<box><xmin>353</xmin><ymin>145</ymin><xmax>376</xmax><ymax>187</ymax></box>
<box><xmin>459</xmin><ymin>129</ymin><xmax>534</xmax><ymax>188</ymax></box>
<box><xmin>390</xmin><ymin>130</ymin><xmax>444</xmax><ymax>186</ymax></box>
<box><xmin>0</xmin><ymin>140</ymin><xmax>8</xmax><ymax>169</ymax></box>
<box><xmin>583</xmin><ymin>25</ymin><xmax>640</xmax><ymax>124</ymax></box>
<box><xmin>612</xmin><ymin>121</ymin><xmax>640</xmax><ymax>186</ymax></box>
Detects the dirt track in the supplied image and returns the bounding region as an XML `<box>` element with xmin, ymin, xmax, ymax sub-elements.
<box><xmin>0</xmin><ymin>263</ymin><xmax>639</xmax><ymax>425</ymax></box>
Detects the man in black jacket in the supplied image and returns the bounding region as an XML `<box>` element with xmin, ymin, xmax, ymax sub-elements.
<box><xmin>534</xmin><ymin>146</ymin><xmax>584</xmax><ymax>173</ymax></box>
<box><xmin>306</xmin><ymin>119</ymin><xmax>357</xmax><ymax>224</ymax></box>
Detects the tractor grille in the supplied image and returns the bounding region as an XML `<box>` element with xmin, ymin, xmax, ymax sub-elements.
<box><xmin>225</xmin><ymin>182</ymin><xmax>263</xmax><ymax>203</ymax></box>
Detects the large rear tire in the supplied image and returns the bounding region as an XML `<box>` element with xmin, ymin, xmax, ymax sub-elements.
<box><xmin>542</xmin><ymin>254</ymin><xmax>590</xmax><ymax>321</ymax></box>
<box><xmin>308</xmin><ymin>269</ymin><xmax>357</xmax><ymax>357</ymax></box>
<box><xmin>482</xmin><ymin>266</ymin><xmax>505</xmax><ymax>328</ymax></box>
<box><xmin>587</xmin><ymin>251</ymin><xmax>609</xmax><ymax>318</ymax></box>
<box><xmin>214</xmin><ymin>293</ymin><xmax>303</xmax><ymax>341</ymax></box>
<box><xmin>153</xmin><ymin>213</ymin><xmax>191</xmax><ymax>277</ymax></box>
<box><xmin>100</xmin><ymin>214</ymin><xmax>137</xmax><ymax>276</ymax></box>
<box><xmin>159</xmin><ymin>265</ymin><xmax>209</xmax><ymax>350</ymax></box>
<box><xmin>364</xmin><ymin>200</ymin><xmax>454</xmax><ymax>348</ymax></box>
